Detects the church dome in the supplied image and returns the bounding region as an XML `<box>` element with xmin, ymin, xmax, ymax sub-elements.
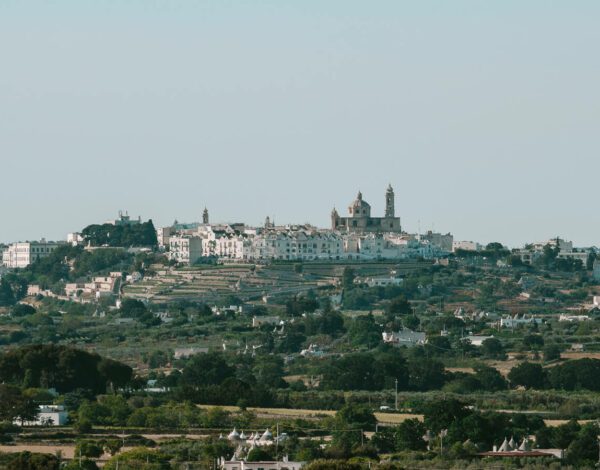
<box><xmin>349</xmin><ymin>191</ymin><xmax>371</xmax><ymax>217</ymax></box>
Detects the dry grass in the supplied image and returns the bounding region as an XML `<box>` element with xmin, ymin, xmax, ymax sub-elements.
<box><xmin>544</xmin><ymin>419</ymin><xmax>593</xmax><ymax>427</ymax></box>
<box><xmin>445</xmin><ymin>367</ymin><xmax>475</xmax><ymax>374</ymax></box>
<box><xmin>561</xmin><ymin>352</ymin><xmax>600</xmax><ymax>360</ymax></box>
<box><xmin>0</xmin><ymin>445</ymin><xmax>77</xmax><ymax>458</ymax></box>
<box><xmin>197</xmin><ymin>405</ymin><xmax>422</xmax><ymax>424</ymax></box>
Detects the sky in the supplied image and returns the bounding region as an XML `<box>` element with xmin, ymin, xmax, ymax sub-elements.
<box><xmin>1</xmin><ymin>1</ymin><xmax>599</xmax><ymax>247</ymax></box>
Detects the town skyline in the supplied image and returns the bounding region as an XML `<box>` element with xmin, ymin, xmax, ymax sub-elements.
<box><xmin>1</xmin><ymin>183</ymin><xmax>597</xmax><ymax>250</ymax></box>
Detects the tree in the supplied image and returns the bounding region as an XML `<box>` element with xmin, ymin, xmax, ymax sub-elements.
<box><xmin>253</xmin><ymin>356</ymin><xmax>286</xmax><ymax>389</ymax></box>
<box><xmin>247</xmin><ymin>445</ymin><xmax>275</xmax><ymax>461</ymax></box>
<box><xmin>119</xmin><ymin>298</ymin><xmax>148</xmax><ymax>318</ymax></box>
<box><xmin>394</xmin><ymin>418</ymin><xmax>427</xmax><ymax>451</ymax></box>
<box><xmin>75</xmin><ymin>441</ymin><xmax>104</xmax><ymax>458</ymax></box>
<box><xmin>423</xmin><ymin>399</ymin><xmax>471</xmax><ymax>434</ymax></box>
<box><xmin>480</xmin><ymin>338</ymin><xmax>506</xmax><ymax>360</ymax></box>
<box><xmin>371</xmin><ymin>427</ymin><xmax>396</xmax><ymax>453</ymax></box>
<box><xmin>342</xmin><ymin>267</ymin><xmax>356</xmax><ymax>291</ymax></box>
<box><xmin>0</xmin><ymin>274</ymin><xmax>28</xmax><ymax>306</ymax></box>
<box><xmin>12</xmin><ymin>304</ymin><xmax>36</xmax><ymax>317</ymax></box>
<box><xmin>508</xmin><ymin>362</ymin><xmax>546</xmax><ymax>389</ymax></box>
<box><xmin>0</xmin><ymin>452</ymin><xmax>60</xmax><ymax>470</ymax></box>
<box><xmin>98</xmin><ymin>359</ymin><xmax>133</xmax><ymax>392</ymax></box>
<box><xmin>103</xmin><ymin>448</ymin><xmax>170</xmax><ymax>470</ymax></box>
<box><xmin>543</xmin><ymin>344</ymin><xmax>562</xmax><ymax>362</ymax></box>
<box><xmin>347</xmin><ymin>314</ymin><xmax>381</xmax><ymax>348</ymax></box>
<box><xmin>181</xmin><ymin>352</ymin><xmax>234</xmax><ymax>386</ymax></box>
<box><xmin>551</xmin><ymin>419</ymin><xmax>581</xmax><ymax>449</ymax></box>
<box><xmin>286</xmin><ymin>297</ymin><xmax>318</xmax><ymax>316</ymax></box>
<box><xmin>473</xmin><ymin>365</ymin><xmax>507</xmax><ymax>392</ymax></box>
<box><xmin>523</xmin><ymin>334</ymin><xmax>544</xmax><ymax>351</ymax></box>
<box><xmin>408</xmin><ymin>358</ymin><xmax>446</xmax><ymax>391</ymax></box>
<box><xmin>321</xmin><ymin>353</ymin><xmax>382</xmax><ymax>391</ymax></box>
<box><xmin>331</xmin><ymin>404</ymin><xmax>376</xmax><ymax>455</ymax></box>
<box><xmin>0</xmin><ymin>384</ymin><xmax>38</xmax><ymax>423</ymax></box>
<box><xmin>548</xmin><ymin>358</ymin><xmax>600</xmax><ymax>391</ymax></box>
<box><xmin>0</xmin><ymin>345</ymin><xmax>131</xmax><ymax>394</ymax></box>
<box><xmin>81</xmin><ymin>221</ymin><xmax>158</xmax><ymax>248</ymax></box>
<box><xmin>567</xmin><ymin>423</ymin><xmax>599</xmax><ymax>465</ymax></box>
<box><xmin>386</xmin><ymin>296</ymin><xmax>412</xmax><ymax>317</ymax></box>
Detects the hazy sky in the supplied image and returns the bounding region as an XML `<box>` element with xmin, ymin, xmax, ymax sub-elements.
<box><xmin>1</xmin><ymin>1</ymin><xmax>599</xmax><ymax>247</ymax></box>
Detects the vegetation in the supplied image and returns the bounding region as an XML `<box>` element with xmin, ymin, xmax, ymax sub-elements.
<box><xmin>2</xmin><ymin>238</ymin><xmax>600</xmax><ymax>468</ymax></box>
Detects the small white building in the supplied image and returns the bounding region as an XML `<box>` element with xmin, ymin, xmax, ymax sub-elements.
<box><xmin>174</xmin><ymin>347</ymin><xmax>209</xmax><ymax>359</ymax></box>
<box><xmin>452</xmin><ymin>240</ymin><xmax>482</xmax><ymax>252</ymax></box>
<box><xmin>361</xmin><ymin>276</ymin><xmax>403</xmax><ymax>288</ymax></box>
<box><xmin>559</xmin><ymin>314</ymin><xmax>590</xmax><ymax>322</ymax></box>
<box><xmin>15</xmin><ymin>405</ymin><xmax>69</xmax><ymax>426</ymax></box>
<box><xmin>221</xmin><ymin>459</ymin><xmax>304</xmax><ymax>470</ymax></box>
<box><xmin>463</xmin><ymin>335</ymin><xmax>494</xmax><ymax>347</ymax></box>
<box><xmin>500</xmin><ymin>314</ymin><xmax>543</xmax><ymax>328</ymax></box>
<box><xmin>382</xmin><ymin>329</ymin><xmax>426</xmax><ymax>347</ymax></box>
<box><xmin>252</xmin><ymin>316</ymin><xmax>281</xmax><ymax>328</ymax></box>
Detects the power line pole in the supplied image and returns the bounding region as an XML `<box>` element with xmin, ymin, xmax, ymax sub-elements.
<box><xmin>395</xmin><ymin>378</ymin><xmax>398</xmax><ymax>410</ymax></box>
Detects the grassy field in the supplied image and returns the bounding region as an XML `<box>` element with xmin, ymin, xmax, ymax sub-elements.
<box><xmin>196</xmin><ymin>405</ymin><xmax>423</xmax><ymax>424</ymax></box>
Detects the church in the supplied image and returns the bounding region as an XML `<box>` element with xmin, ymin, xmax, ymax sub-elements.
<box><xmin>331</xmin><ymin>185</ymin><xmax>402</xmax><ymax>233</ymax></box>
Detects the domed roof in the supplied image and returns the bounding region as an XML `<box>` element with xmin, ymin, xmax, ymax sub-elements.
<box><xmin>260</xmin><ymin>428</ymin><xmax>273</xmax><ymax>442</ymax></box>
<box><xmin>348</xmin><ymin>191</ymin><xmax>371</xmax><ymax>217</ymax></box>
<box><xmin>351</xmin><ymin>191</ymin><xmax>371</xmax><ymax>209</ymax></box>
<box><xmin>228</xmin><ymin>428</ymin><xmax>240</xmax><ymax>440</ymax></box>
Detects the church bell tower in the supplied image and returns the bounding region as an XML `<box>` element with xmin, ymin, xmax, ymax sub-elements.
<box><xmin>385</xmin><ymin>184</ymin><xmax>395</xmax><ymax>218</ymax></box>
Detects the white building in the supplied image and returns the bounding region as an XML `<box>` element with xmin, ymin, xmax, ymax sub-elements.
<box><xmin>221</xmin><ymin>460</ymin><xmax>303</xmax><ymax>470</ymax></box>
<box><xmin>559</xmin><ymin>314</ymin><xmax>590</xmax><ymax>322</ymax></box>
<box><xmin>174</xmin><ymin>347</ymin><xmax>209</xmax><ymax>359</ymax></box>
<box><xmin>66</xmin><ymin>232</ymin><xmax>84</xmax><ymax>246</ymax></box>
<box><xmin>500</xmin><ymin>314</ymin><xmax>543</xmax><ymax>328</ymax></box>
<box><xmin>248</xmin><ymin>228</ymin><xmax>343</xmax><ymax>261</ymax></box>
<box><xmin>463</xmin><ymin>335</ymin><xmax>494</xmax><ymax>347</ymax></box>
<box><xmin>169</xmin><ymin>236</ymin><xmax>204</xmax><ymax>265</ymax></box>
<box><xmin>360</xmin><ymin>276</ymin><xmax>403</xmax><ymax>288</ymax></box>
<box><xmin>156</xmin><ymin>226</ymin><xmax>173</xmax><ymax>249</ymax></box>
<box><xmin>382</xmin><ymin>329</ymin><xmax>426</xmax><ymax>347</ymax></box>
<box><xmin>419</xmin><ymin>231</ymin><xmax>454</xmax><ymax>253</ymax></box>
<box><xmin>2</xmin><ymin>240</ymin><xmax>62</xmax><ymax>268</ymax></box>
<box><xmin>452</xmin><ymin>240</ymin><xmax>482</xmax><ymax>252</ymax></box>
<box><xmin>15</xmin><ymin>405</ymin><xmax>69</xmax><ymax>426</ymax></box>
<box><xmin>65</xmin><ymin>273</ymin><xmax>121</xmax><ymax>299</ymax></box>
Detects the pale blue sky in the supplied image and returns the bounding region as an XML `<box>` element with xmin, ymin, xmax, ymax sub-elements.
<box><xmin>1</xmin><ymin>1</ymin><xmax>599</xmax><ymax>247</ymax></box>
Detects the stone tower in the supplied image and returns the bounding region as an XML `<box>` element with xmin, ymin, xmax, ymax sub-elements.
<box><xmin>203</xmin><ymin>207</ymin><xmax>209</xmax><ymax>224</ymax></box>
<box><xmin>385</xmin><ymin>184</ymin><xmax>395</xmax><ymax>218</ymax></box>
<box><xmin>331</xmin><ymin>207</ymin><xmax>339</xmax><ymax>230</ymax></box>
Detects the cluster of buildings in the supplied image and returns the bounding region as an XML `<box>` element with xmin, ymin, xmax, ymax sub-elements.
<box><xmin>3</xmin><ymin>191</ymin><xmax>599</xmax><ymax>274</ymax></box>
<box><xmin>513</xmin><ymin>238</ymin><xmax>592</xmax><ymax>266</ymax></box>
<box><xmin>160</xmin><ymin>187</ymin><xmax>455</xmax><ymax>265</ymax></box>
<box><xmin>481</xmin><ymin>437</ymin><xmax>563</xmax><ymax>460</ymax></box>
<box><xmin>219</xmin><ymin>428</ymin><xmax>304</xmax><ymax>470</ymax></box>
<box><xmin>64</xmin><ymin>272</ymin><xmax>122</xmax><ymax>300</ymax></box>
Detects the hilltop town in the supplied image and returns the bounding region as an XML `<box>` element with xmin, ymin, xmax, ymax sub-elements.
<box><xmin>1</xmin><ymin>188</ymin><xmax>600</xmax><ymax>469</ymax></box>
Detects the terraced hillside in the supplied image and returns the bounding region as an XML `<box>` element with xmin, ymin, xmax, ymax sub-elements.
<box><xmin>122</xmin><ymin>264</ymin><xmax>336</xmax><ymax>303</ymax></box>
<box><xmin>122</xmin><ymin>260</ymin><xmax>431</xmax><ymax>304</ymax></box>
